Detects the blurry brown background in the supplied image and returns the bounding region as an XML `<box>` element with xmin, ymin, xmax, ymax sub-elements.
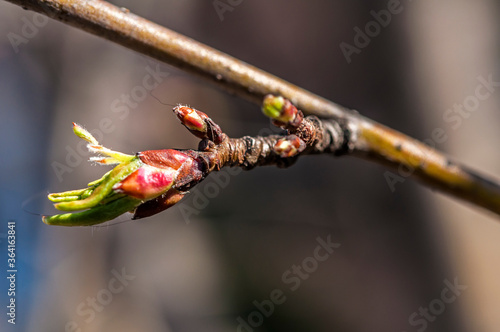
<box><xmin>0</xmin><ymin>1</ymin><xmax>499</xmax><ymax>331</ymax></box>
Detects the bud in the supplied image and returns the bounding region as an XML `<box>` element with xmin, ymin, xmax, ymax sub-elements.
<box><xmin>138</xmin><ymin>149</ymin><xmax>191</xmax><ymax>170</ymax></box>
<box><xmin>113</xmin><ymin>164</ymin><xmax>176</xmax><ymax>200</ymax></box>
<box><xmin>173</xmin><ymin>105</ymin><xmax>225</xmax><ymax>144</ymax></box>
<box><xmin>274</xmin><ymin>135</ymin><xmax>306</xmax><ymax>158</ymax></box>
<box><xmin>43</xmin><ymin>124</ymin><xmax>207</xmax><ymax>226</ymax></box>
<box><xmin>262</xmin><ymin>95</ymin><xmax>302</xmax><ymax>127</ymax></box>
<box><xmin>174</xmin><ymin>106</ymin><xmax>207</xmax><ymax>133</ymax></box>
<box><xmin>114</xmin><ymin>149</ymin><xmax>204</xmax><ymax>201</ymax></box>
<box><xmin>262</xmin><ymin>95</ymin><xmax>285</xmax><ymax>119</ymax></box>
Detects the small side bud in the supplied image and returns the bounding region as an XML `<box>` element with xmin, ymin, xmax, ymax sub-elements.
<box><xmin>262</xmin><ymin>95</ymin><xmax>285</xmax><ymax>119</ymax></box>
<box><xmin>262</xmin><ymin>95</ymin><xmax>303</xmax><ymax>127</ymax></box>
<box><xmin>173</xmin><ymin>105</ymin><xmax>225</xmax><ymax>144</ymax></box>
<box><xmin>174</xmin><ymin>106</ymin><xmax>207</xmax><ymax>133</ymax></box>
<box><xmin>274</xmin><ymin>135</ymin><xmax>306</xmax><ymax>158</ymax></box>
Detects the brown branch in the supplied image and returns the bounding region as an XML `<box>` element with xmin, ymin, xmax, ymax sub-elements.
<box><xmin>354</xmin><ymin>121</ymin><xmax>500</xmax><ymax>215</ymax></box>
<box><xmin>4</xmin><ymin>0</ymin><xmax>350</xmax><ymax>118</ymax></box>
<box><xmin>6</xmin><ymin>0</ymin><xmax>500</xmax><ymax>217</ymax></box>
<box><xmin>206</xmin><ymin>115</ymin><xmax>345</xmax><ymax>171</ymax></box>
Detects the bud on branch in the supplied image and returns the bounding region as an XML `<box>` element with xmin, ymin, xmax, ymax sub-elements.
<box><xmin>44</xmin><ymin>96</ymin><xmax>346</xmax><ymax>226</ymax></box>
<box><xmin>44</xmin><ymin>95</ymin><xmax>500</xmax><ymax>226</ymax></box>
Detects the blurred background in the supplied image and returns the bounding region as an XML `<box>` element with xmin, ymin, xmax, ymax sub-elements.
<box><xmin>0</xmin><ymin>0</ymin><xmax>499</xmax><ymax>331</ymax></box>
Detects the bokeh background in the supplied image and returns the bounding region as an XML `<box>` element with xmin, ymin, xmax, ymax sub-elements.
<box><xmin>1</xmin><ymin>0</ymin><xmax>499</xmax><ymax>331</ymax></box>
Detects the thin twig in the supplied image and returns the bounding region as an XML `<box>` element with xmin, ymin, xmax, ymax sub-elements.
<box><xmin>5</xmin><ymin>0</ymin><xmax>500</xmax><ymax>217</ymax></box>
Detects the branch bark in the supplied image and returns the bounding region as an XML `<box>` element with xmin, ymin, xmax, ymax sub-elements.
<box><xmin>6</xmin><ymin>0</ymin><xmax>500</xmax><ymax>217</ymax></box>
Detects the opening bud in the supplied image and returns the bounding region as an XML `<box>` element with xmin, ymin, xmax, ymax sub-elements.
<box><xmin>274</xmin><ymin>135</ymin><xmax>306</xmax><ymax>158</ymax></box>
<box><xmin>262</xmin><ymin>95</ymin><xmax>302</xmax><ymax>127</ymax></box>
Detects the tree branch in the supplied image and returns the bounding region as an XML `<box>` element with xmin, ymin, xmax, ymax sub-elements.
<box><xmin>6</xmin><ymin>0</ymin><xmax>500</xmax><ymax>217</ymax></box>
